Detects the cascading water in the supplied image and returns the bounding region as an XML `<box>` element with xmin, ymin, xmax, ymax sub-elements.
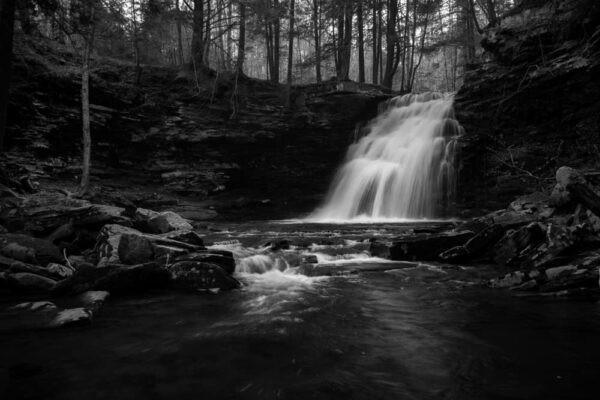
<box><xmin>310</xmin><ymin>92</ymin><xmax>463</xmax><ymax>222</ymax></box>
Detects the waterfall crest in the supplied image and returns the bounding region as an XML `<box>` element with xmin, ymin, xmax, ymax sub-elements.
<box><xmin>310</xmin><ymin>92</ymin><xmax>463</xmax><ymax>222</ymax></box>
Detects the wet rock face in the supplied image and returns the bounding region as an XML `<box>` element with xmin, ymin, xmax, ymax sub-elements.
<box><xmin>5</xmin><ymin>39</ymin><xmax>387</xmax><ymax>220</ymax></box>
<box><xmin>455</xmin><ymin>0</ymin><xmax>600</xmax><ymax>213</ymax></box>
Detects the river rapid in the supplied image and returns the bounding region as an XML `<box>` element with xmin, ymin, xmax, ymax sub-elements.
<box><xmin>2</xmin><ymin>222</ymin><xmax>600</xmax><ymax>400</ymax></box>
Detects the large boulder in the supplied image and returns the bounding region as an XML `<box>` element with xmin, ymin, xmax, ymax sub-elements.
<box><xmin>0</xmin><ymin>233</ymin><xmax>62</xmax><ymax>265</ymax></box>
<box><xmin>59</xmin><ymin>262</ymin><xmax>170</xmax><ymax>295</ymax></box>
<box><xmin>440</xmin><ymin>224</ymin><xmax>505</xmax><ymax>262</ymax></box>
<box><xmin>6</xmin><ymin>272</ymin><xmax>57</xmax><ymax>292</ymax></box>
<box><xmin>387</xmin><ymin>231</ymin><xmax>474</xmax><ymax>261</ymax></box>
<box><xmin>168</xmin><ymin>261</ymin><xmax>241</xmax><ymax>292</ymax></box>
<box><xmin>97</xmin><ymin>224</ymin><xmax>201</xmax><ymax>266</ymax></box>
<box><xmin>147</xmin><ymin>211</ymin><xmax>193</xmax><ymax>234</ymax></box>
<box><xmin>118</xmin><ymin>233</ymin><xmax>154</xmax><ymax>265</ymax></box>
<box><xmin>492</xmin><ymin>222</ymin><xmax>546</xmax><ymax>266</ymax></box>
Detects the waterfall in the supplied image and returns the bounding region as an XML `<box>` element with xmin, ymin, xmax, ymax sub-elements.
<box><xmin>310</xmin><ymin>92</ymin><xmax>463</xmax><ymax>222</ymax></box>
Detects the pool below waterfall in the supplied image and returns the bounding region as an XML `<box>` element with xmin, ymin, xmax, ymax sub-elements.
<box><xmin>1</xmin><ymin>221</ymin><xmax>600</xmax><ymax>400</ymax></box>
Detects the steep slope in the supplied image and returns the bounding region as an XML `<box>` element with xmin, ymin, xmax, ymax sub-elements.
<box><xmin>455</xmin><ymin>0</ymin><xmax>600</xmax><ymax>212</ymax></box>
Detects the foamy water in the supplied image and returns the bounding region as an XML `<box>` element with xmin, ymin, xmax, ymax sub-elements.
<box><xmin>310</xmin><ymin>92</ymin><xmax>463</xmax><ymax>222</ymax></box>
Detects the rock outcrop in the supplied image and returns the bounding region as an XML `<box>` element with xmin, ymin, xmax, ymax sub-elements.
<box><xmin>3</xmin><ymin>37</ymin><xmax>389</xmax><ymax>220</ymax></box>
<box><xmin>455</xmin><ymin>0</ymin><xmax>600</xmax><ymax>212</ymax></box>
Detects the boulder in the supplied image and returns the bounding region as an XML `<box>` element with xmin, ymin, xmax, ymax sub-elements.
<box><xmin>168</xmin><ymin>261</ymin><xmax>241</xmax><ymax>292</ymax></box>
<box><xmin>147</xmin><ymin>211</ymin><xmax>193</xmax><ymax>234</ymax></box>
<box><xmin>96</xmin><ymin>224</ymin><xmax>142</xmax><ymax>266</ymax></box>
<box><xmin>7</xmin><ymin>272</ymin><xmax>57</xmax><ymax>292</ymax></box>
<box><xmin>5</xmin><ymin>192</ymin><xmax>130</xmax><ymax>234</ymax></box>
<box><xmin>0</xmin><ymin>233</ymin><xmax>62</xmax><ymax>265</ymax></box>
<box><xmin>53</xmin><ymin>262</ymin><xmax>168</xmax><ymax>295</ymax></box>
<box><xmin>153</xmin><ymin>244</ymin><xmax>189</xmax><ymax>263</ymax></box>
<box><xmin>161</xmin><ymin>230</ymin><xmax>204</xmax><ymax>246</ymax></box>
<box><xmin>492</xmin><ymin>222</ymin><xmax>546</xmax><ymax>266</ymax></box>
<box><xmin>440</xmin><ymin>224</ymin><xmax>505</xmax><ymax>262</ymax></box>
<box><xmin>79</xmin><ymin>290</ymin><xmax>110</xmax><ymax>312</ymax></box>
<box><xmin>489</xmin><ymin>210</ymin><xmax>538</xmax><ymax>229</ymax></box>
<box><xmin>301</xmin><ymin>254</ymin><xmax>319</xmax><ymax>264</ymax></box>
<box><xmin>528</xmin><ymin>224</ymin><xmax>587</xmax><ymax>269</ymax></box>
<box><xmin>118</xmin><ymin>233</ymin><xmax>154</xmax><ymax>265</ymax></box>
<box><xmin>388</xmin><ymin>231</ymin><xmax>474</xmax><ymax>261</ymax></box>
<box><xmin>175</xmin><ymin>251</ymin><xmax>236</xmax><ymax>275</ymax></box>
<box><xmin>265</xmin><ymin>239</ymin><xmax>291</xmax><ymax>251</ymax></box>
<box><xmin>84</xmin><ymin>262</ymin><xmax>170</xmax><ymax>294</ymax></box>
<box><xmin>50</xmin><ymin>308</ymin><xmax>93</xmax><ymax>327</ymax></box>
<box><xmin>8</xmin><ymin>301</ymin><xmax>57</xmax><ymax>312</ymax></box>
<box><xmin>97</xmin><ymin>224</ymin><xmax>199</xmax><ymax>266</ymax></box>
<box><xmin>369</xmin><ymin>240</ymin><xmax>391</xmax><ymax>258</ymax></box>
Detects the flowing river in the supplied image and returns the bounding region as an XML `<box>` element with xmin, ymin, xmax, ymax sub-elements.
<box><xmin>2</xmin><ymin>222</ymin><xmax>600</xmax><ymax>400</ymax></box>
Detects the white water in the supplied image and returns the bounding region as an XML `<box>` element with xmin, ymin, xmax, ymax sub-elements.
<box><xmin>310</xmin><ymin>92</ymin><xmax>463</xmax><ymax>222</ymax></box>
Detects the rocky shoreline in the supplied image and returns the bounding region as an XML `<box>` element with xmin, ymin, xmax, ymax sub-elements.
<box><xmin>2</xmin><ymin>164</ymin><xmax>599</xmax><ymax>330</ymax></box>
<box><xmin>372</xmin><ymin>166</ymin><xmax>600</xmax><ymax>297</ymax></box>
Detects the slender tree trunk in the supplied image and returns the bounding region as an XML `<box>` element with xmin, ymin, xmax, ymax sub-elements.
<box><xmin>410</xmin><ymin>0</ymin><xmax>432</xmax><ymax>90</ymax></box>
<box><xmin>236</xmin><ymin>1</ymin><xmax>245</xmax><ymax>74</ymax></box>
<box><xmin>372</xmin><ymin>0</ymin><xmax>378</xmax><ymax>84</ymax></box>
<box><xmin>377</xmin><ymin>3</ymin><xmax>383</xmax><ymax>84</ymax></box>
<box><xmin>203</xmin><ymin>0</ymin><xmax>211</xmax><ymax>67</ymax></box>
<box><xmin>383</xmin><ymin>0</ymin><xmax>398</xmax><ymax>88</ymax></box>
<box><xmin>357</xmin><ymin>2</ymin><xmax>365</xmax><ymax>83</ymax></box>
<box><xmin>338</xmin><ymin>0</ymin><xmax>352</xmax><ymax>80</ymax></box>
<box><xmin>400</xmin><ymin>0</ymin><xmax>410</xmax><ymax>90</ymax></box>
<box><xmin>79</xmin><ymin>9</ymin><xmax>96</xmax><ymax>196</ymax></box>
<box><xmin>176</xmin><ymin>0</ymin><xmax>184</xmax><ymax>65</ymax></box>
<box><xmin>287</xmin><ymin>0</ymin><xmax>295</xmax><ymax>106</ymax></box>
<box><xmin>287</xmin><ymin>0</ymin><xmax>294</xmax><ymax>85</ymax></box>
<box><xmin>130</xmin><ymin>0</ymin><xmax>141</xmax><ymax>83</ymax></box>
<box><xmin>192</xmin><ymin>0</ymin><xmax>205</xmax><ymax>69</ymax></box>
<box><xmin>273</xmin><ymin>0</ymin><xmax>280</xmax><ymax>83</ymax></box>
<box><xmin>312</xmin><ymin>0</ymin><xmax>321</xmax><ymax>83</ymax></box>
<box><xmin>227</xmin><ymin>1</ymin><xmax>233</xmax><ymax>68</ymax></box>
<box><xmin>0</xmin><ymin>0</ymin><xmax>16</xmax><ymax>151</ymax></box>
<box><xmin>485</xmin><ymin>0</ymin><xmax>498</xmax><ymax>27</ymax></box>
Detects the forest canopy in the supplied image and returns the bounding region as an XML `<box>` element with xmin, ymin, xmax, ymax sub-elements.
<box><xmin>8</xmin><ymin>0</ymin><xmax>514</xmax><ymax>91</ymax></box>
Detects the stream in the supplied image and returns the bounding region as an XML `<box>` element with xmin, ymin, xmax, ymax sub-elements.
<box><xmin>2</xmin><ymin>222</ymin><xmax>600</xmax><ymax>399</ymax></box>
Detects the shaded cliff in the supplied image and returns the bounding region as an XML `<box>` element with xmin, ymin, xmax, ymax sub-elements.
<box><xmin>2</xmin><ymin>37</ymin><xmax>388</xmax><ymax>220</ymax></box>
<box><xmin>455</xmin><ymin>0</ymin><xmax>600</xmax><ymax>213</ymax></box>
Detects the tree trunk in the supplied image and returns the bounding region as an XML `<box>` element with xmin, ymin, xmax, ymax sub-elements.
<box><xmin>0</xmin><ymin>0</ymin><xmax>16</xmax><ymax>151</ymax></box>
<box><xmin>176</xmin><ymin>0</ymin><xmax>183</xmax><ymax>65</ymax></box>
<box><xmin>287</xmin><ymin>0</ymin><xmax>295</xmax><ymax>85</ymax></box>
<box><xmin>227</xmin><ymin>1</ymin><xmax>233</xmax><ymax>69</ymax></box>
<box><xmin>383</xmin><ymin>0</ymin><xmax>398</xmax><ymax>89</ymax></box>
<box><xmin>79</xmin><ymin>9</ymin><xmax>96</xmax><ymax>196</ymax></box>
<box><xmin>287</xmin><ymin>0</ymin><xmax>295</xmax><ymax>106</ymax></box>
<box><xmin>273</xmin><ymin>0</ymin><xmax>280</xmax><ymax>83</ymax></box>
<box><xmin>357</xmin><ymin>2</ymin><xmax>365</xmax><ymax>83</ymax></box>
<box><xmin>372</xmin><ymin>0</ymin><xmax>378</xmax><ymax>84</ymax></box>
<box><xmin>312</xmin><ymin>0</ymin><xmax>321</xmax><ymax>83</ymax></box>
<box><xmin>236</xmin><ymin>1</ymin><xmax>246</xmax><ymax>74</ymax></box>
<box><xmin>192</xmin><ymin>0</ymin><xmax>205</xmax><ymax>69</ymax></box>
<box><xmin>337</xmin><ymin>0</ymin><xmax>352</xmax><ymax>80</ymax></box>
<box><xmin>131</xmin><ymin>0</ymin><xmax>141</xmax><ymax>84</ymax></box>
